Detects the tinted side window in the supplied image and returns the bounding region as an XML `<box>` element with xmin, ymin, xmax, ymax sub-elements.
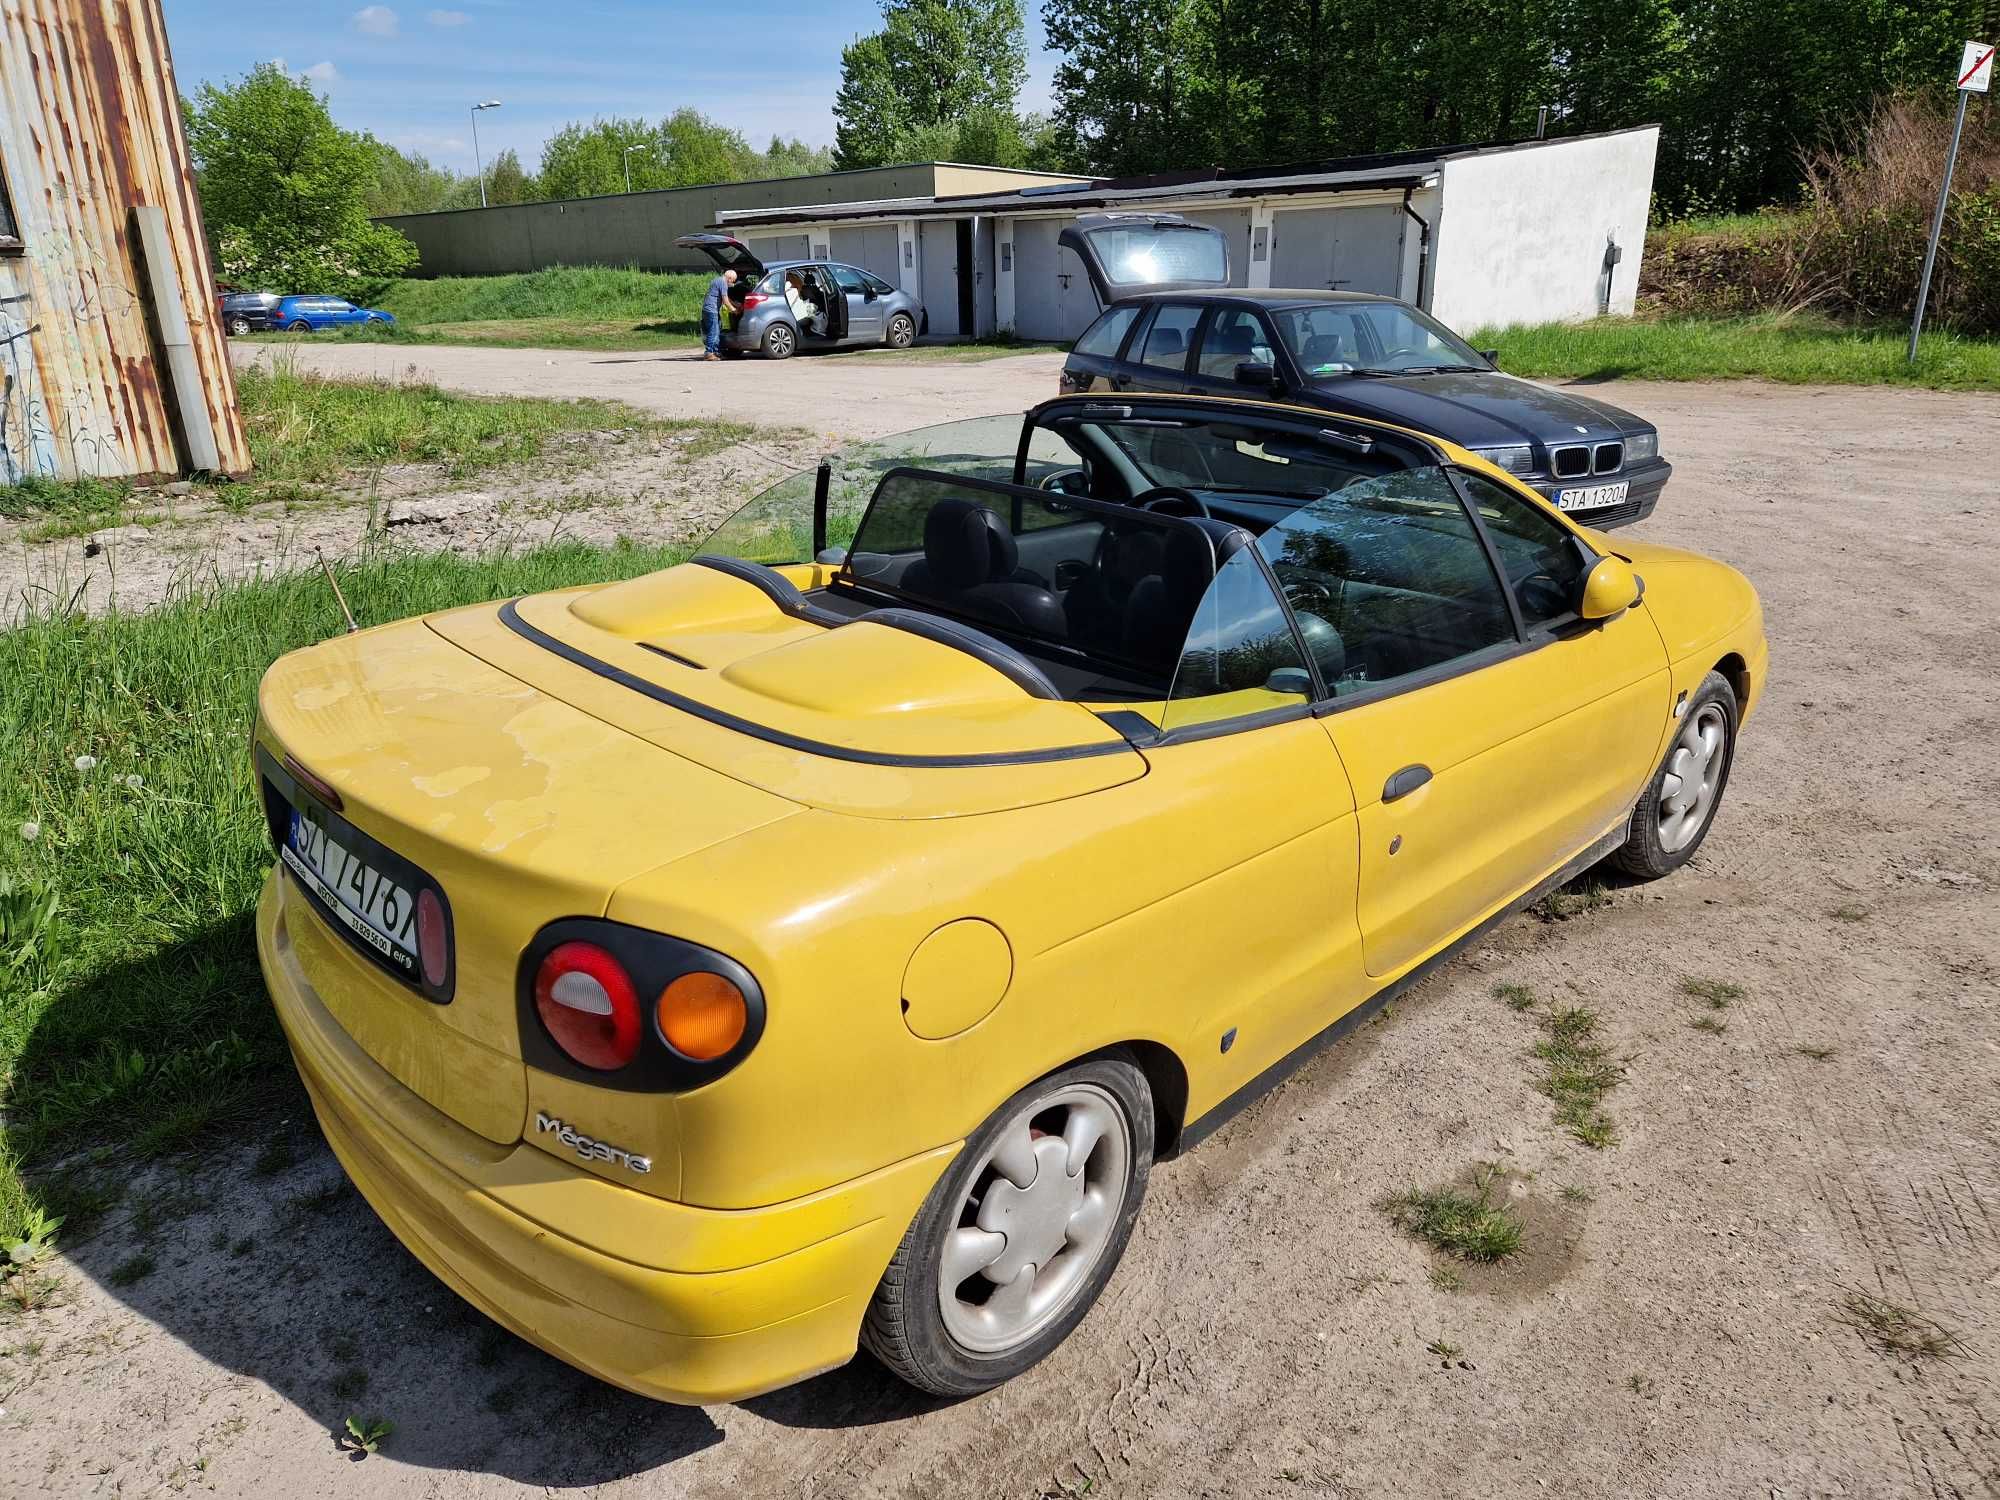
<box><xmin>1457</xmin><ymin>471</ymin><xmax>1589</xmax><ymax>628</ymax></box>
<box><xmin>831</xmin><ymin>265</ymin><xmax>868</xmax><ymax>292</ymax></box>
<box><xmin>1074</xmin><ymin>305</ymin><xmax>1140</xmax><ymax>359</ymax></box>
<box><xmin>1162</xmin><ymin>543</ymin><xmax>1311</xmax><ymax>731</ymax></box>
<box><xmin>865</xmin><ymin>273</ymin><xmax>896</xmax><ymax>295</ymax></box>
<box><xmin>1138</xmin><ymin>305</ymin><xmax>1201</xmax><ymax>371</ymax></box>
<box><xmin>1195</xmin><ymin>307</ymin><xmax>1274</xmax><ymax>379</ymax></box>
<box><xmin>1257</xmin><ymin>469</ymin><xmax>1516</xmax><ymax>695</ymax></box>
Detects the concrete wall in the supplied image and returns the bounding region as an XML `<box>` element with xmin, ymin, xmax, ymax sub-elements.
<box><xmin>378</xmin><ymin>165</ymin><xmax>1086</xmax><ymax>279</ymax></box>
<box><xmin>1427</xmin><ymin>128</ymin><xmax>1657</xmax><ymax>331</ymax></box>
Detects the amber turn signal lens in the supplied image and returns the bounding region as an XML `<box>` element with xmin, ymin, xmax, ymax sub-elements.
<box><xmin>656</xmin><ymin>971</ymin><xmax>748</xmax><ymax>1061</ymax></box>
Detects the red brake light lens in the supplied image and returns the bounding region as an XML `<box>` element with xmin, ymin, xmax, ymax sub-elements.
<box><xmin>416</xmin><ymin>888</ymin><xmax>449</xmax><ymax>989</ymax></box>
<box><xmin>534</xmin><ymin>941</ymin><xmax>641</xmax><ymax>1071</ymax></box>
<box><xmin>741</xmin><ymin>292</ymin><xmax>768</xmax><ymax>310</ymax></box>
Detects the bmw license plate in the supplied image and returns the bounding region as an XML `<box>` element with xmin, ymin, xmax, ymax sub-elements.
<box><xmin>281</xmin><ymin>800</ymin><xmax>420</xmax><ymax>979</ymax></box>
<box><xmin>1556</xmin><ymin>480</ymin><xmax>1629</xmax><ymax>512</ymax></box>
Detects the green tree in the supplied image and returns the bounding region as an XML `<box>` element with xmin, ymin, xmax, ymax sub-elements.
<box><xmin>834</xmin><ymin>0</ymin><xmax>1030</xmax><ymax>168</ymax></box>
<box><xmin>482</xmin><ymin>148</ymin><xmax>535</xmax><ymax>205</ymax></box>
<box><xmin>361</xmin><ymin>137</ymin><xmax>464</xmax><ymax>216</ymax></box>
<box><xmin>749</xmin><ymin>135</ymin><xmax>836</xmax><ymax>178</ymax></box>
<box><xmin>186</xmin><ymin>64</ymin><xmax>417</xmax><ymax>292</ymax></box>
<box><xmin>536</xmin><ymin>111</ymin><xmax>759</xmax><ymax>197</ymax></box>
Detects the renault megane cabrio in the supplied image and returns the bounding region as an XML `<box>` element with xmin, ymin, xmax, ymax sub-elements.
<box><xmin>254</xmin><ymin>393</ymin><xmax>1764</xmax><ymax>1403</ymax></box>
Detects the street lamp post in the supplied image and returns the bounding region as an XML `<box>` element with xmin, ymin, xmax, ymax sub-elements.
<box><xmin>470</xmin><ymin>99</ymin><xmax>502</xmax><ymax>208</ymax></box>
<box><xmin>623</xmin><ymin>143</ymin><xmax>649</xmax><ymax>194</ymax></box>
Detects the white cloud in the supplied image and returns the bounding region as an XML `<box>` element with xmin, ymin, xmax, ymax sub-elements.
<box><xmin>302</xmin><ymin>61</ymin><xmax>339</xmax><ymax>83</ymax></box>
<box><xmin>352</xmin><ymin>6</ymin><xmax>399</xmax><ymax>35</ymax></box>
<box><xmin>426</xmin><ymin>9</ymin><xmax>469</xmax><ymax>24</ymax></box>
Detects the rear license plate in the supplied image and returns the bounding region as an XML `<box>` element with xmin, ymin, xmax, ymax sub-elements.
<box><xmin>281</xmin><ymin>800</ymin><xmax>421</xmax><ymax>981</ymax></box>
<box><xmin>1556</xmin><ymin>481</ymin><xmax>1630</xmax><ymax>512</ymax></box>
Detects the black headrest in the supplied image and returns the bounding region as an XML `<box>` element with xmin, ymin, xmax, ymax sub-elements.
<box><xmin>1151</xmin><ymin>327</ymin><xmax>1184</xmax><ymax>357</ymax></box>
<box><xmin>922</xmin><ymin>498</ymin><xmax>1018</xmax><ymax>591</ymax></box>
<box><xmin>1185</xmin><ymin>516</ymin><xmax>1256</xmax><ymax>567</ymax></box>
<box><xmin>1159</xmin><ymin>526</ymin><xmax>1217</xmax><ymax>606</ymax></box>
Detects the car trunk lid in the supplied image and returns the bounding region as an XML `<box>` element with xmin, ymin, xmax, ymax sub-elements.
<box><xmin>675</xmin><ymin>232</ymin><xmax>766</xmax><ymax>282</ymax></box>
<box><xmin>256</xmin><ymin>616</ymin><xmax>799</xmax><ymax>1144</ymax></box>
<box><xmin>1057</xmin><ymin>213</ymin><xmax>1234</xmax><ymax>303</ymax></box>
<box><xmin>427</xmin><ymin>566</ymin><xmax>1148</xmax><ymax>820</ymax></box>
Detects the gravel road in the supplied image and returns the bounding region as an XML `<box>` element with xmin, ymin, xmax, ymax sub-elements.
<box><xmin>6</xmin><ymin>354</ymin><xmax>1998</xmax><ymax>1499</ymax></box>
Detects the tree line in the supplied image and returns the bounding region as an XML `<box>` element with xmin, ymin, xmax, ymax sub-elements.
<box><xmin>834</xmin><ymin>0</ymin><xmax>1999</xmax><ymax>213</ymax></box>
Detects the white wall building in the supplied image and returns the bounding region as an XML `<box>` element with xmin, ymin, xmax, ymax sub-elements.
<box><xmin>716</xmin><ymin>127</ymin><xmax>1659</xmax><ymax>343</ymax></box>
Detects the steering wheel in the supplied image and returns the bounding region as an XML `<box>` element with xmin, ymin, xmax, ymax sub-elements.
<box><xmin>1285</xmin><ymin>578</ymin><xmax>1338</xmax><ymax>617</ymax></box>
<box><xmin>1379</xmin><ymin>346</ymin><xmax>1424</xmax><ymax>365</ymax></box>
<box><xmin>1133</xmin><ymin>485</ymin><xmax>1211</xmax><ymax>518</ymax></box>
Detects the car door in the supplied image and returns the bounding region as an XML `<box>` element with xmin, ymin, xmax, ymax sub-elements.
<box><xmin>831</xmin><ymin>264</ymin><xmax>880</xmax><ymax>343</ymax></box>
<box><xmin>1186</xmin><ymin>305</ymin><xmax>1285</xmax><ymax>399</ymax></box>
<box><xmin>1119</xmin><ymin>303</ymin><xmax>1203</xmax><ymax>394</ymax></box>
<box><xmin>329</xmin><ymin>300</ymin><xmax>364</xmax><ymax>326</ymax></box>
<box><xmin>1257</xmin><ymin>466</ymin><xmax>1671</xmax><ymax>978</ymax></box>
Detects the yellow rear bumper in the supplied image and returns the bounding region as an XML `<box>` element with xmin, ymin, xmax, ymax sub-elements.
<box><xmin>256</xmin><ymin>870</ymin><xmax>955</xmax><ymax>1404</ymax></box>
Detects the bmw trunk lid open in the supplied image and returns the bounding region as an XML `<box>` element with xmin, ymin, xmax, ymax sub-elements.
<box><xmin>254</xmin><ymin>394</ymin><xmax>1765</xmax><ymax>1404</ymax></box>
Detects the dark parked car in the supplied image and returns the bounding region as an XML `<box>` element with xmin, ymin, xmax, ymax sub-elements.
<box><xmin>675</xmin><ymin>234</ymin><xmax>925</xmax><ymax>359</ymax></box>
<box><xmin>218</xmin><ymin>291</ymin><xmax>281</xmax><ymax>335</ymax></box>
<box><xmin>274</xmin><ymin>295</ymin><xmax>396</xmax><ymax>332</ymax></box>
<box><xmin>1055</xmin><ymin>214</ymin><xmax>1669</xmax><ymax>528</ymax></box>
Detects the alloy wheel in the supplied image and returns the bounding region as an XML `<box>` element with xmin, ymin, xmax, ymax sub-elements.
<box><xmin>936</xmin><ymin>1082</ymin><xmax>1132</xmax><ymax>1355</ymax></box>
<box><xmin>1658</xmin><ymin>701</ymin><xmax>1728</xmax><ymax>853</ymax></box>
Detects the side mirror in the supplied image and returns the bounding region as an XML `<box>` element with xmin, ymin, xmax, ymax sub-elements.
<box><xmin>1267</xmin><ymin>666</ymin><xmax>1312</xmax><ymax>696</ymax></box>
<box><xmin>1578</xmin><ymin>556</ymin><xmax>1642</xmax><ymax>620</ymax></box>
<box><xmin>815</xmin><ymin>546</ymin><xmax>848</xmax><ymax>567</ymax></box>
<box><xmin>1234</xmin><ymin>360</ymin><xmax>1278</xmax><ymax>388</ymax></box>
<box><xmin>863</xmin><ymin>287</ymin><xmax>878</xmax><ymax>301</ymax></box>
<box><xmin>1478</xmin><ymin>348</ymin><xmax>1500</xmax><ymax>366</ymax></box>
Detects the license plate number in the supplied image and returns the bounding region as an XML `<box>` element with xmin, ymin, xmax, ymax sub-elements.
<box><xmin>1556</xmin><ymin>481</ymin><xmax>1630</xmax><ymax>512</ymax></box>
<box><xmin>282</xmin><ymin>802</ymin><xmax>420</xmax><ymax>977</ymax></box>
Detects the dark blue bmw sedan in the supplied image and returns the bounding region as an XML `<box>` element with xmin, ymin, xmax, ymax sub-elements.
<box><xmin>1055</xmin><ymin>215</ymin><xmax>1669</xmax><ymax>529</ymax></box>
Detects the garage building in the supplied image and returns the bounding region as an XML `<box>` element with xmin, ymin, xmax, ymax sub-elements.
<box><xmin>715</xmin><ymin>127</ymin><xmax>1659</xmax><ymax>342</ymax></box>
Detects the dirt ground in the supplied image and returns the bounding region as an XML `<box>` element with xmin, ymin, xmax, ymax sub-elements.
<box><xmin>2</xmin><ymin>360</ymin><xmax>1997</xmax><ymax>1499</ymax></box>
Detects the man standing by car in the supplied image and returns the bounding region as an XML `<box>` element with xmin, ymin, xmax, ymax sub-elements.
<box><xmin>701</xmin><ymin>268</ymin><xmax>736</xmax><ymax>360</ymax></box>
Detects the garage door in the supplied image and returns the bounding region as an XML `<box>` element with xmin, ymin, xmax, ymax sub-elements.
<box><xmin>746</xmin><ymin>234</ymin><xmax>810</xmax><ymax>265</ymax></box>
<box><xmin>919</xmin><ymin>220</ymin><xmax>961</xmax><ymax>339</ymax></box>
<box><xmin>1011</xmin><ymin>219</ymin><xmax>1101</xmax><ymax>342</ymax></box>
<box><xmin>1181</xmin><ymin>208</ymin><xmax>1252</xmax><ymax>287</ymax></box>
<box><xmin>1270</xmin><ymin>205</ymin><xmax>1406</xmax><ymax>296</ymax></box>
<box><xmin>829</xmin><ymin>225</ymin><xmax>903</xmax><ymax>289</ymax></box>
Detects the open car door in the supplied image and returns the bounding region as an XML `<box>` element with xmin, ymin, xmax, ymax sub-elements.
<box><xmin>1056</xmin><ymin>213</ymin><xmax>1233</xmax><ymax>304</ymax></box>
<box><xmin>675</xmin><ymin>233</ymin><xmax>767</xmax><ymax>282</ymax></box>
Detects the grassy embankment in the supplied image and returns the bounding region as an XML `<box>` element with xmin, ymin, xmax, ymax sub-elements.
<box><xmin>245</xmin><ymin>264</ymin><xmax>1058</xmax><ymax>359</ymax></box>
<box><xmin>0</xmin><ymin>540</ymin><xmax>689</xmax><ymax>1253</ymax></box>
<box><xmin>0</xmin><ymin>360</ymin><xmax>718</xmax><ymax>539</ymax></box>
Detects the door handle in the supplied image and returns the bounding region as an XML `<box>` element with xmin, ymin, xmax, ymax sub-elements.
<box><xmin>1383</xmin><ymin>764</ymin><xmax>1432</xmax><ymax>802</ymax></box>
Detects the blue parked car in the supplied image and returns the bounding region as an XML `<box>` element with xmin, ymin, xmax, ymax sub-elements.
<box><xmin>275</xmin><ymin>295</ymin><xmax>395</xmax><ymax>332</ymax></box>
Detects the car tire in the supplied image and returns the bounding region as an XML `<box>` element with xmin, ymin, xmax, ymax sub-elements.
<box><xmin>288</xmin><ymin>320</ymin><xmax>312</xmax><ymax>333</ymax></box>
<box><xmin>762</xmin><ymin>323</ymin><xmax>796</xmax><ymax>360</ymax></box>
<box><xmin>227</xmin><ymin>316</ymin><xmax>252</xmax><ymax>336</ymax></box>
<box><xmin>1611</xmin><ymin>669</ymin><xmax>1738</xmax><ymax>880</ymax></box>
<box><xmin>885</xmin><ymin>313</ymin><xmax>915</xmax><ymax>349</ymax></box>
<box><xmin>861</xmin><ymin>1053</ymin><xmax>1152</xmax><ymax>1397</ymax></box>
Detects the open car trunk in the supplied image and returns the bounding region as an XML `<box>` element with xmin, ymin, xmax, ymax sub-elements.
<box><xmin>675</xmin><ymin>232</ymin><xmax>766</xmax><ymax>290</ymax></box>
<box><xmin>1057</xmin><ymin>212</ymin><xmax>1234</xmax><ymax>304</ymax></box>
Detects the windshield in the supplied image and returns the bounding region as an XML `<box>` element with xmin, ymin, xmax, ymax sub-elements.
<box><xmin>1271</xmin><ymin>303</ymin><xmax>1487</xmax><ymax>377</ymax></box>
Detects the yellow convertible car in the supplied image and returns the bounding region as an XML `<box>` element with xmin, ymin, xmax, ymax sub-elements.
<box><xmin>253</xmin><ymin>393</ymin><xmax>1765</xmax><ymax>1404</ymax></box>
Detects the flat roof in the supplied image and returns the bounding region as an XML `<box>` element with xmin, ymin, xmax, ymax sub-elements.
<box><xmin>714</xmin><ymin>126</ymin><xmax>1659</xmax><ymax>230</ymax></box>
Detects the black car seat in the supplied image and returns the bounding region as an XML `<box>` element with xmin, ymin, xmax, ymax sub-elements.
<box><xmin>1203</xmin><ymin>321</ymin><xmax>1257</xmax><ymax>377</ymax></box>
<box><xmin>1063</xmin><ymin>521</ymin><xmax>1166</xmax><ymax>652</ymax></box>
<box><xmin>903</xmin><ymin>497</ymin><xmax>1067</xmax><ymax>637</ymax></box>
<box><xmin>1301</xmin><ymin>332</ymin><xmax>1345</xmax><ymax>369</ymax></box>
<box><xmin>1121</xmin><ymin>527</ymin><xmax>1218</xmax><ymax>678</ymax></box>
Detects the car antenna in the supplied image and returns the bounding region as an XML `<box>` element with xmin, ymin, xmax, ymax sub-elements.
<box><xmin>317</xmin><ymin>549</ymin><xmax>359</xmax><ymax>634</ymax></box>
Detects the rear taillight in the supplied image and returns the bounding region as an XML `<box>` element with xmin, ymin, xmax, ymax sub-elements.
<box><xmin>518</xmin><ymin>919</ymin><xmax>765</xmax><ymax>1091</ymax></box>
<box><xmin>417</xmin><ymin>888</ymin><xmax>449</xmax><ymax>989</ymax></box>
<box><xmin>741</xmin><ymin>292</ymin><xmax>768</xmax><ymax>311</ymax></box>
<box><xmin>534</xmin><ymin>941</ymin><xmax>642</xmax><ymax>1071</ymax></box>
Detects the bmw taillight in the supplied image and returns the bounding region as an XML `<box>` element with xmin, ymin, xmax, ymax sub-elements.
<box><xmin>519</xmin><ymin>919</ymin><xmax>764</xmax><ymax>1091</ymax></box>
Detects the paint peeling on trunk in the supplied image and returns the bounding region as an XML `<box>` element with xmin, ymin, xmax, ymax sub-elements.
<box><xmin>0</xmin><ymin>0</ymin><xmax>249</xmax><ymax>483</ymax></box>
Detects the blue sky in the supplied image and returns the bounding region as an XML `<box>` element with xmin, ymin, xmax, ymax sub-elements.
<box><xmin>160</xmin><ymin>0</ymin><xmax>1062</xmax><ymax>175</ymax></box>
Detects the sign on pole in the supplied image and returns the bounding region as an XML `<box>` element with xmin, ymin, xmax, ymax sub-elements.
<box><xmin>1909</xmin><ymin>41</ymin><xmax>1994</xmax><ymax>360</ymax></box>
<box><xmin>1960</xmin><ymin>40</ymin><xmax>1993</xmax><ymax>92</ymax></box>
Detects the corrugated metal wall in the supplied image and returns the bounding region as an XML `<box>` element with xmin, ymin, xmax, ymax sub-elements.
<box><xmin>0</xmin><ymin>0</ymin><xmax>249</xmax><ymax>482</ymax></box>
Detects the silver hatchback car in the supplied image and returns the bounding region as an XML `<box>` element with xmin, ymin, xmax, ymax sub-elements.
<box><xmin>677</xmin><ymin>233</ymin><xmax>926</xmax><ymax>359</ymax></box>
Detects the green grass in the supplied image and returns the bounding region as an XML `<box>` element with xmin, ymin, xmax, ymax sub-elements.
<box><xmin>1380</xmin><ymin>1165</ymin><xmax>1524</xmax><ymax>1263</ymax></box>
<box><xmin>1531</xmin><ymin>1005</ymin><xmax>1621</xmax><ymax>1149</ymax></box>
<box><xmin>1473</xmin><ymin>313</ymin><xmax>2000</xmax><ymax>391</ymax></box>
<box><xmin>0</xmin><ymin>362</ymin><xmax>695</xmax><ymax>526</ymax></box>
<box><xmin>0</xmin><ymin>540</ymin><xmax>689</xmax><ymax>1247</ymax></box>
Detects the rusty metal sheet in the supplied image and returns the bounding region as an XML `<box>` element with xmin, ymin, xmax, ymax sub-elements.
<box><xmin>0</xmin><ymin>0</ymin><xmax>250</xmax><ymax>482</ymax></box>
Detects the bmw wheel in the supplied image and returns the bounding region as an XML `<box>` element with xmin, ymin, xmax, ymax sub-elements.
<box><xmin>1612</xmin><ymin>669</ymin><xmax>1738</xmax><ymax>879</ymax></box>
<box><xmin>762</xmin><ymin>323</ymin><xmax>796</xmax><ymax>360</ymax></box>
<box><xmin>885</xmin><ymin>313</ymin><xmax>916</xmax><ymax>350</ymax></box>
<box><xmin>862</xmin><ymin>1054</ymin><xmax>1151</xmax><ymax>1396</ymax></box>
